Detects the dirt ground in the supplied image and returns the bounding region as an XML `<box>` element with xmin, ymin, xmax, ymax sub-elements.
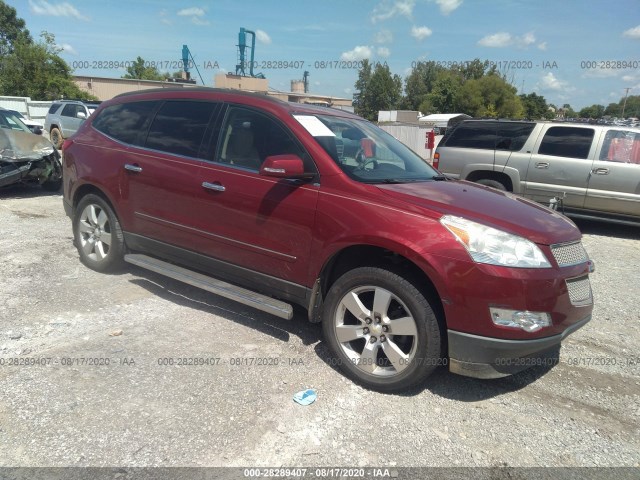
<box><xmin>0</xmin><ymin>184</ymin><xmax>638</xmax><ymax>475</ymax></box>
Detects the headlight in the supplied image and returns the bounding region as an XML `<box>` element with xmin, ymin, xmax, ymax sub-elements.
<box><xmin>440</xmin><ymin>215</ymin><xmax>551</xmax><ymax>268</ymax></box>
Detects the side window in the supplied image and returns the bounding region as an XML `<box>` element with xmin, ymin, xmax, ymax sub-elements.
<box><xmin>599</xmin><ymin>130</ymin><xmax>640</xmax><ymax>165</ymax></box>
<box><xmin>145</xmin><ymin>100</ymin><xmax>217</xmax><ymax>157</ymax></box>
<box><xmin>538</xmin><ymin>126</ymin><xmax>594</xmax><ymax>159</ymax></box>
<box><xmin>48</xmin><ymin>104</ymin><xmax>60</xmax><ymax>114</ymax></box>
<box><xmin>61</xmin><ymin>104</ymin><xmax>79</xmax><ymax>117</ymax></box>
<box><xmin>498</xmin><ymin>122</ymin><xmax>536</xmax><ymax>150</ymax></box>
<box><xmin>216</xmin><ymin>106</ymin><xmax>311</xmax><ymax>171</ymax></box>
<box><xmin>92</xmin><ymin>101</ymin><xmax>159</xmax><ymax>146</ymax></box>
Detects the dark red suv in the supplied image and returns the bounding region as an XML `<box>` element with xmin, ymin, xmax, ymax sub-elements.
<box><xmin>62</xmin><ymin>87</ymin><xmax>593</xmax><ymax>391</ymax></box>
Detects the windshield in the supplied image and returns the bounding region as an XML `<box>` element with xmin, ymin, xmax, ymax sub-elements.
<box><xmin>0</xmin><ymin>110</ymin><xmax>31</xmax><ymax>133</ymax></box>
<box><xmin>294</xmin><ymin>114</ymin><xmax>440</xmax><ymax>184</ymax></box>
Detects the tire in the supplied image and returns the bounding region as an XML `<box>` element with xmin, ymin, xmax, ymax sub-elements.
<box><xmin>476</xmin><ymin>178</ymin><xmax>507</xmax><ymax>191</ymax></box>
<box><xmin>49</xmin><ymin>128</ymin><xmax>63</xmax><ymax>149</ymax></box>
<box><xmin>322</xmin><ymin>267</ymin><xmax>442</xmax><ymax>392</ymax></box>
<box><xmin>73</xmin><ymin>194</ymin><xmax>125</xmax><ymax>272</ymax></box>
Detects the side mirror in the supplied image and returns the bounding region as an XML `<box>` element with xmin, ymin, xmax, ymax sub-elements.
<box><xmin>259</xmin><ymin>154</ymin><xmax>312</xmax><ymax>179</ymax></box>
<box><xmin>33</xmin><ymin>126</ymin><xmax>43</xmax><ymax>135</ymax></box>
<box><xmin>77</xmin><ymin>111</ymin><xmax>87</xmax><ymax>119</ymax></box>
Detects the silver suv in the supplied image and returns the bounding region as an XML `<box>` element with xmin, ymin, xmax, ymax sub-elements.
<box><xmin>44</xmin><ymin>100</ymin><xmax>101</xmax><ymax>148</ymax></box>
<box><xmin>435</xmin><ymin>120</ymin><xmax>640</xmax><ymax>226</ymax></box>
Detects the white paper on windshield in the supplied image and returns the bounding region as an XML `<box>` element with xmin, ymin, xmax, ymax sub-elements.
<box><xmin>293</xmin><ymin>115</ymin><xmax>335</xmax><ymax>137</ymax></box>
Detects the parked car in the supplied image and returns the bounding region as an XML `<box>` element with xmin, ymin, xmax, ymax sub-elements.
<box><xmin>62</xmin><ymin>88</ymin><xmax>594</xmax><ymax>392</ymax></box>
<box><xmin>4</xmin><ymin>109</ymin><xmax>44</xmax><ymax>135</ymax></box>
<box><xmin>44</xmin><ymin>100</ymin><xmax>101</xmax><ymax>148</ymax></box>
<box><xmin>434</xmin><ymin>119</ymin><xmax>640</xmax><ymax>226</ymax></box>
<box><xmin>0</xmin><ymin>108</ymin><xmax>62</xmax><ymax>190</ymax></box>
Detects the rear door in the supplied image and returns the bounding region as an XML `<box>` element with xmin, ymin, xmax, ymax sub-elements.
<box><xmin>60</xmin><ymin>103</ymin><xmax>86</xmax><ymax>138</ymax></box>
<box><xmin>116</xmin><ymin>99</ymin><xmax>224</xmax><ymax>251</ymax></box>
<box><xmin>584</xmin><ymin>128</ymin><xmax>640</xmax><ymax>217</ymax></box>
<box><xmin>524</xmin><ymin>125</ymin><xmax>596</xmax><ymax>208</ymax></box>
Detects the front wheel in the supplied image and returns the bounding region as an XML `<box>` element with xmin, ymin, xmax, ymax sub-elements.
<box><xmin>73</xmin><ymin>194</ymin><xmax>125</xmax><ymax>272</ymax></box>
<box><xmin>322</xmin><ymin>267</ymin><xmax>442</xmax><ymax>392</ymax></box>
<box><xmin>49</xmin><ymin>128</ymin><xmax>63</xmax><ymax>149</ymax></box>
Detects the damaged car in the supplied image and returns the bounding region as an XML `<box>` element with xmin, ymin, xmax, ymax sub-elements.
<box><xmin>0</xmin><ymin>108</ymin><xmax>62</xmax><ymax>191</ymax></box>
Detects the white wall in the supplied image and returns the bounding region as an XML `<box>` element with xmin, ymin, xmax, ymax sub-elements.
<box><xmin>379</xmin><ymin>124</ymin><xmax>434</xmax><ymax>162</ymax></box>
<box><xmin>0</xmin><ymin>96</ymin><xmax>53</xmax><ymax>122</ymax></box>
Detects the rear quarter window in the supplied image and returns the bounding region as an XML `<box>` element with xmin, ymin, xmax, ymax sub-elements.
<box><xmin>92</xmin><ymin>101</ymin><xmax>159</xmax><ymax>146</ymax></box>
<box><xmin>441</xmin><ymin>121</ymin><xmax>535</xmax><ymax>150</ymax></box>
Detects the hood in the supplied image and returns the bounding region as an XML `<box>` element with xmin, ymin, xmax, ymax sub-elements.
<box><xmin>0</xmin><ymin>129</ymin><xmax>56</xmax><ymax>162</ymax></box>
<box><xmin>377</xmin><ymin>180</ymin><xmax>580</xmax><ymax>245</ymax></box>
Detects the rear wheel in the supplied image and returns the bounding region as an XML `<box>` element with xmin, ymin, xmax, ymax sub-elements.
<box><xmin>49</xmin><ymin>128</ymin><xmax>63</xmax><ymax>149</ymax></box>
<box><xmin>73</xmin><ymin>194</ymin><xmax>125</xmax><ymax>272</ymax></box>
<box><xmin>322</xmin><ymin>267</ymin><xmax>442</xmax><ymax>392</ymax></box>
<box><xmin>476</xmin><ymin>178</ymin><xmax>507</xmax><ymax>191</ymax></box>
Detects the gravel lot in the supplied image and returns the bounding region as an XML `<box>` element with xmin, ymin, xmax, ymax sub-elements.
<box><xmin>0</xmin><ymin>184</ymin><xmax>638</xmax><ymax>475</ymax></box>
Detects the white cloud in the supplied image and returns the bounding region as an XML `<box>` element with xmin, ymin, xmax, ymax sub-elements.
<box><xmin>177</xmin><ymin>7</ymin><xmax>208</xmax><ymax>25</ymax></box>
<box><xmin>340</xmin><ymin>45</ymin><xmax>373</xmax><ymax>61</ymax></box>
<box><xmin>434</xmin><ymin>0</ymin><xmax>462</xmax><ymax>15</ymax></box>
<box><xmin>255</xmin><ymin>30</ymin><xmax>272</xmax><ymax>45</ymax></box>
<box><xmin>478</xmin><ymin>31</ymin><xmax>541</xmax><ymax>48</ymax></box>
<box><xmin>478</xmin><ymin>32</ymin><xmax>512</xmax><ymax>47</ymax></box>
<box><xmin>344</xmin><ymin>87</ymin><xmax>352</xmax><ymax>94</ymax></box>
<box><xmin>371</xmin><ymin>0</ymin><xmax>415</xmax><ymax>23</ymax></box>
<box><xmin>411</xmin><ymin>25</ymin><xmax>433</xmax><ymax>41</ymax></box>
<box><xmin>539</xmin><ymin>72</ymin><xmax>571</xmax><ymax>92</ymax></box>
<box><xmin>622</xmin><ymin>25</ymin><xmax>640</xmax><ymax>39</ymax></box>
<box><xmin>159</xmin><ymin>9</ymin><xmax>172</xmax><ymax>25</ymax></box>
<box><xmin>374</xmin><ymin>29</ymin><xmax>393</xmax><ymax>44</ymax></box>
<box><xmin>28</xmin><ymin>1</ymin><xmax>89</xmax><ymax>21</ymax></box>
<box><xmin>58</xmin><ymin>43</ymin><xmax>77</xmax><ymax>55</ymax></box>
<box><xmin>377</xmin><ymin>46</ymin><xmax>391</xmax><ymax>57</ymax></box>
<box><xmin>520</xmin><ymin>32</ymin><xmax>535</xmax><ymax>46</ymax></box>
<box><xmin>177</xmin><ymin>7</ymin><xmax>205</xmax><ymax>17</ymax></box>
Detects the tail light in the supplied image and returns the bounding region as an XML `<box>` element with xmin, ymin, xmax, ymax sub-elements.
<box><xmin>433</xmin><ymin>152</ymin><xmax>440</xmax><ymax>170</ymax></box>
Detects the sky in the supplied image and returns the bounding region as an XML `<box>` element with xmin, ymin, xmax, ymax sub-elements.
<box><xmin>7</xmin><ymin>0</ymin><xmax>640</xmax><ymax>110</ymax></box>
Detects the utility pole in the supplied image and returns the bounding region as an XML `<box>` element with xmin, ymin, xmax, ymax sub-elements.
<box><xmin>621</xmin><ymin>87</ymin><xmax>631</xmax><ymax>118</ymax></box>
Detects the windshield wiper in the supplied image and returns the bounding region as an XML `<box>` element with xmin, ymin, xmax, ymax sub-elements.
<box><xmin>431</xmin><ymin>175</ymin><xmax>449</xmax><ymax>181</ymax></box>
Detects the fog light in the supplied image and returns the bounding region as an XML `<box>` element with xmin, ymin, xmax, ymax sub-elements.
<box><xmin>490</xmin><ymin>308</ymin><xmax>551</xmax><ymax>332</ymax></box>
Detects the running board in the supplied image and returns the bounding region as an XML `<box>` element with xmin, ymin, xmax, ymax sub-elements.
<box><xmin>124</xmin><ymin>254</ymin><xmax>293</xmax><ymax>320</ymax></box>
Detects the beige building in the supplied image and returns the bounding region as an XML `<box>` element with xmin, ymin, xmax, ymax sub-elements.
<box><xmin>214</xmin><ymin>73</ymin><xmax>353</xmax><ymax>110</ymax></box>
<box><xmin>73</xmin><ymin>75</ymin><xmax>195</xmax><ymax>101</ymax></box>
<box><xmin>73</xmin><ymin>74</ymin><xmax>353</xmax><ymax>111</ymax></box>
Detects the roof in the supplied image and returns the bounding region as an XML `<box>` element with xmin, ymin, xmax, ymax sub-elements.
<box><xmin>111</xmin><ymin>87</ymin><xmax>359</xmax><ymax>119</ymax></box>
<box><xmin>419</xmin><ymin>113</ymin><xmax>471</xmax><ymax>122</ymax></box>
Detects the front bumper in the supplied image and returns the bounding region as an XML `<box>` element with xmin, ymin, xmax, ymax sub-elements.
<box><xmin>448</xmin><ymin>314</ymin><xmax>591</xmax><ymax>379</ymax></box>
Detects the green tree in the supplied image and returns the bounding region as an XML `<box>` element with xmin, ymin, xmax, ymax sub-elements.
<box><xmin>122</xmin><ymin>56</ymin><xmax>167</xmax><ymax>81</ymax></box>
<box><xmin>353</xmin><ymin>61</ymin><xmax>402</xmax><ymax>121</ymax></box>
<box><xmin>0</xmin><ymin>0</ymin><xmax>31</xmax><ymax>56</ymax></box>
<box><xmin>457</xmin><ymin>74</ymin><xmax>523</xmax><ymax>118</ymax></box>
<box><xmin>520</xmin><ymin>92</ymin><xmax>550</xmax><ymax>119</ymax></box>
<box><xmin>619</xmin><ymin>95</ymin><xmax>640</xmax><ymax>118</ymax></box>
<box><xmin>604</xmin><ymin>102</ymin><xmax>621</xmax><ymax>117</ymax></box>
<box><xmin>578</xmin><ymin>104</ymin><xmax>605</xmax><ymax>119</ymax></box>
<box><xmin>0</xmin><ymin>32</ymin><xmax>95</xmax><ymax>100</ymax></box>
<box><xmin>423</xmin><ymin>70</ymin><xmax>461</xmax><ymax>114</ymax></box>
<box><xmin>402</xmin><ymin>61</ymin><xmax>444</xmax><ymax>111</ymax></box>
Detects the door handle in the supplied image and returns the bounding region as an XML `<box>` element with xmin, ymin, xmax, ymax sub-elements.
<box><xmin>202</xmin><ymin>181</ymin><xmax>225</xmax><ymax>192</ymax></box>
<box><xmin>124</xmin><ymin>164</ymin><xmax>142</xmax><ymax>173</ymax></box>
<box><xmin>591</xmin><ymin>168</ymin><xmax>609</xmax><ymax>175</ymax></box>
<box><xmin>535</xmin><ymin>162</ymin><xmax>549</xmax><ymax>169</ymax></box>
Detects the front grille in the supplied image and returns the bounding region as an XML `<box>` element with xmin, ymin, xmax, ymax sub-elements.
<box><xmin>551</xmin><ymin>242</ymin><xmax>589</xmax><ymax>267</ymax></box>
<box><xmin>566</xmin><ymin>276</ymin><xmax>593</xmax><ymax>306</ymax></box>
